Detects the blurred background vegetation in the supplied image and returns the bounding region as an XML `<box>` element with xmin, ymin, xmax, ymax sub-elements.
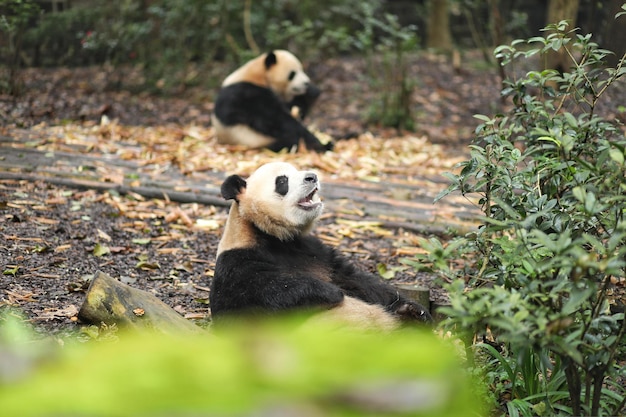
<box><xmin>1</xmin><ymin>0</ymin><xmax>625</xmax><ymax>93</ymax></box>
<box><xmin>1</xmin><ymin>0</ymin><xmax>624</xmax><ymax>130</ymax></box>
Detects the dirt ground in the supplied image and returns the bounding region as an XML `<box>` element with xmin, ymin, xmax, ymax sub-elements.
<box><xmin>1</xmin><ymin>52</ymin><xmax>624</xmax><ymax>338</ymax></box>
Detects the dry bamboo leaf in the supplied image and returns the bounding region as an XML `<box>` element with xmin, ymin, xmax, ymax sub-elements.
<box><xmin>54</xmin><ymin>244</ymin><xmax>72</xmax><ymax>253</ymax></box>
<box><xmin>164</xmin><ymin>209</ymin><xmax>180</xmax><ymax>223</ymax></box>
<box><xmin>177</xmin><ymin>208</ymin><xmax>193</xmax><ymax>227</ymax></box>
<box><xmin>157</xmin><ymin>247</ymin><xmax>182</xmax><ymax>255</ymax></box>
<box><xmin>195</xmin><ymin>218</ymin><xmax>221</xmax><ymax>230</ymax></box>
<box><xmin>97</xmin><ymin>229</ymin><xmax>112</xmax><ymax>242</ymax></box>
<box><xmin>6</xmin><ymin>290</ymin><xmax>37</xmax><ymax>304</ymax></box>
<box><xmin>35</xmin><ymin>305</ymin><xmax>79</xmax><ymax>320</ymax></box>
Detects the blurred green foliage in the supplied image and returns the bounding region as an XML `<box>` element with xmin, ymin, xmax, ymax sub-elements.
<box><xmin>0</xmin><ymin>0</ymin><xmax>424</xmax><ymax>128</ymax></box>
<box><xmin>0</xmin><ymin>0</ymin><xmax>423</xmax><ymax>128</ymax></box>
<box><xmin>0</xmin><ymin>311</ymin><xmax>486</xmax><ymax>417</ymax></box>
<box><xmin>8</xmin><ymin>0</ymin><xmax>390</xmax><ymax>86</ymax></box>
<box><xmin>0</xmin><ymin>0</ymin><xmax>40</xmax><ymax>93</ymax></box>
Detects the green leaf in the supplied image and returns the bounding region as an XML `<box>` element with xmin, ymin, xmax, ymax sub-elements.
<box><xmin>3</xmin><ymin>266</ymin><xmax>19</xmax><ymax>276</ymax></box>
<box><xmin>473</xmin><ymin>114</ymin><xmax>492</xmax><ymax>123</ymax></box>
<box><xmin>572</xmin><ymin>186</ymin><xmax>585</xmax><ymax>203</ymax></box>
<box><xmin>561</xmin><ymin>287</ymin><xmax>594</xmax><ymax>315</ymax></box>
<box><xmin>132</xmin><ymin>238</ymin><xmax>152</xmax><ymax>245</ymax></box>
<box><xmin>584</xmin><ymin>191</ymin><xmax>598</xmax><ymax>214</ymax></box>
<box><xmin>93</xmin><ymin>243</ymin><xmax>111</xmax><ymax>257</ymax></box>
<box><xmin>609</xmin><ymin>148</ymin><xmax>624</xmax><ymax>165</ymax></box>
<box><xmin>136</xmin><ymin>260</ymin><xmax>161</xmax><ymax>270</ymax></box>
<box><xmin>376</xmin><ymin>263</ymin><xmax>405</xmax><ymax>280</ymax></box>
<box><xmin>537</xmin><ymin>136</ymin><xmax>560</xmax><ymax>146</ymax></box>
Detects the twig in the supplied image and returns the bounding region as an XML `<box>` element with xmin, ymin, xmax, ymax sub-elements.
<box><xmin>243</xmin><ymin>0</ymin><xmax>259</xmax><ymax>54</ymax></box>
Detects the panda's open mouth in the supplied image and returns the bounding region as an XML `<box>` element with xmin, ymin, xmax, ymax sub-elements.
<box><xmin>298</xmin><ymin>188</ymin><xmax>321</xmax><ymax>210</ymax></box>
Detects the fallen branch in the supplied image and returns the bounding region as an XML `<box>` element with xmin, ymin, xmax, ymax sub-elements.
<box><xmin>0</xmin><ymin>171</ymin><xmax>227</xmax><ymax>207</ymax></box>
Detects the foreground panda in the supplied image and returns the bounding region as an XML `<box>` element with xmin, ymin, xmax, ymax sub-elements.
<box><xmin>209</xmin><ymin>162</ymin><xmax>432</xmax><ymax>330</ymax></box>
<box><xmin>212</xmin><ymin>50</ymin><xmax>330</xmax><ymax>153</ymax></box>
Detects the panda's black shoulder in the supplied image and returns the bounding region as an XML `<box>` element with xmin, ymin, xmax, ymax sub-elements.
<box><xmin>216</xmin><ymin>83</ymin><xmax>287</xmax><ymax>113</ymax></box>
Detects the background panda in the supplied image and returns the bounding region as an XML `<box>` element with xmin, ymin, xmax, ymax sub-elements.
<box><xmin>212</xmin><ymin>50</ymin><xmax>330</xmax><ymax>153</ymax></box>
<box><xmin>209</xmin><ymin>162</ymin><xmax>432</xmax><ymax>330</ymax></box>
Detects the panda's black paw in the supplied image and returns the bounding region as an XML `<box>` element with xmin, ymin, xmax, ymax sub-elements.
<box><xmin>395</xmin><ymin>301</ymin><xmax>433</xmax><ymax>325</ymax></box>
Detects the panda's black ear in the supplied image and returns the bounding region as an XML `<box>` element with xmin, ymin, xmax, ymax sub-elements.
<box><xmin>264</xmin><ymin>51</ymin><xmax>277</xmax><ymax>69</ymax></box>
<box><xmin>221</xmin><ymin>175</ymin><xmax>247</xmax><ymax>202</ymax></box>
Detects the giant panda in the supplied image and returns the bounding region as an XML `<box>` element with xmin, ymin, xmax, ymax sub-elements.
<box><xmin>212</xmin><ymin>50</ymin><xmax>331</xmax><ymax>153</ymax></box>
<box><xmin>209</xmin><ymin>162</ymin><xmax>432</xmax><ymax>330</ymax></box>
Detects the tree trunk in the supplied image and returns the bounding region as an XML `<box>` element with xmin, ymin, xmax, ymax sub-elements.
<box><xmin>426</xmin><ymin>0</ymin><xmax>453</xmax><ymax>52</ymax></box>
<box><xmin>544</xmin><ymin>0</ymin><xmax>580</xmax><ymax>73</ymax></box>
<box><xmin>601</xmin><ymin>0</ymin><xmax>626</xmax><ymax>68</ymax></box>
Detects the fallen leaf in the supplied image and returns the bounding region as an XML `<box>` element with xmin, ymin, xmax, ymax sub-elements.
<box><xmin>35</xmin><ymin>305</ymin><xmax>79</xmax><ymax>320</ymax></box>
<box><xmin>97</xmin><ymin>229</ymin><xmax>112</xmax><ymax>241</ymax></box>
<box><xmin>32</xmin><ymin>217</ymin><xmax>60</xmax><ymax>225</ymax></box>
<box><xmin>54</xmin><ymin>244</ymin><xmax>72</xmax><ymax>252</ymax></box>
<box><xmin>174</xmin><ymin>261</ymin><xmax>193</xmax><ymax>273</ymax></box>
<box><xmin>3</xmin><ymin>266</ymin><xmax>19</xmax><ymax>276</ymax></box>
<box><xmin>132</xmin><ymin>238</ymin><xmax>151</xmax><ymax>245</ymax></box>
<box><xmin>195</xmin><ymin>218</ymin><xmax>221</xmax><ymax>230</ymax></box>
<box><xmin>376</xmin><ymin>263</ymin><xmax>406</xmax><ymax>280</ymax></box>
<box><xmin>136</xmin><ymin>260</ymin><xmax>160</xmax><ymax>270</ymax></box>
<box><xmin>93</xmin><ymin>243</ymin><xmax>111</xmax><ymax>257</ymax></box>
<box><xmin>6</xmin><ymin>289</ymin><xmax>36</xmax><ymax>304</ymax></box>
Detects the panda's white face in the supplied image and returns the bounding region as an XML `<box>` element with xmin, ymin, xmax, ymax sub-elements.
<box><xmin>240</xmin><ymin>162</ymin><xmax>323</xmax><ymax>240</ymax></box>
<box><xmin>266</xmin><ymin>51</ymin><xmax>311</xmax><ymax>103</ymax></box>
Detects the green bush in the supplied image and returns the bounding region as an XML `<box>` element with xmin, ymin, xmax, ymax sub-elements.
<box><xmin>409</xmin><ymin>18</ymin><xmax>626</xmax><ymax>417</ymax></box>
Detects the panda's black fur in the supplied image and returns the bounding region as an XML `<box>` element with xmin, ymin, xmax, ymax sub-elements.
<box><xmin>288</xmin><ymin>84</ymin><xmax>321</xmax><ymax>120</ymax></box>
<box><xmin>214</xmin><ymin>83</ymin><xmax>325</xmax><ymax>153</ymax></box>
<box><xmin>209</xmin><ymin>162</ymin><xmax>432</xmax><ymax>330</ymax></box>
<box><xmin>212</xmin><ymin>50</ymin><xmax>330</xmax><ymax>153</ymax></box>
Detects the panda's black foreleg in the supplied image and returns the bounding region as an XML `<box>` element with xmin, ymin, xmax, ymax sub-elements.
<box><xmin>255</xmin><ymin>273</ymin><xmax>346</xmax><ymax>312</ymax></box>
<box><xmin>288</xmin><ymin>84</ymin><xmax>321</xmax><ymax>120</ymax></box>
<box><xmin>330</xmin><ymin>261</ymin><xmax>433</xmax><ymax>324</ymax></box>
<box><xmin>269</xmin><ymin>116</ymin><xmax>332</xmax><ymax>153</ymax></box>
<box><xmin>392</xmin><ymin>299</ymin><xmax>433</xmax><ymax>324</ymax></box>
<box><xmin>352</xmin><ymin>282</ymin><xmax>432</xmax><ymax>324</ymax></box>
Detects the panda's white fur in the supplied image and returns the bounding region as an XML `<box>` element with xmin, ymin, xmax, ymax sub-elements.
<box><xmin>217</xmin><ymin>162</ymin><xmax>322</xmax><ymax>255</ymax></box>
<box><xmin>210</xmin><ymin>162</ymin><xmax>432</xmax><ymax>330</ymax></box>
<box><xmin>212</xmin><ymin>51</ymin><xmax>329</xmax><ymax>152</ymax></box>
<box><xmin>222</xmin><ymin>50</ymin><xmax>310</xmax><ymax>103</ymax></box>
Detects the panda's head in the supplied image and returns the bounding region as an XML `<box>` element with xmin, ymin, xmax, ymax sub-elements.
<box><xmin>264</xmin><ymin>50</ymin><xmax>311</xmax><ymax>103</ymax></box>
<box><xmin>222</xmin><ymin>50</ymin><xmax>312</xmax><ymax>103</ymax></box>
<box><xmin>220</xmin><ymin>162</ymin><xmax>323</xmax><ymax>243</ymax></box>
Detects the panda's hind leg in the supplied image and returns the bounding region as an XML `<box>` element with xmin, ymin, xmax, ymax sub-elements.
<box><xmin>307</xmin><ymin>296</ymin><xmax>399</xmax><ymax>331</ymax></box>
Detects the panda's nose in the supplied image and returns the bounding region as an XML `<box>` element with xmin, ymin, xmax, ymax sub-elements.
<box><xmin>304</xmin><ymin>173</ymin><xmax>317</xmax><ymax>184</ymax></box>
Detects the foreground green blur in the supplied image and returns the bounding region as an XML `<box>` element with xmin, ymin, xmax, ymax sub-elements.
<box><xmin>0</xmin><ymin>315</ymin><xmax>486</xmax><ymax>417</ymax></box>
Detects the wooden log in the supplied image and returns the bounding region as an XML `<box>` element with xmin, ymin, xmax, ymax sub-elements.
<box><xmin>78</xmin><ymin>270</ymin><xmax>204</xmax><ymax>334</ymax></box>
<box><xmin>395</xmin><ymin>284</ymin><xmax>431</xmax><ymax>311</ymax></box>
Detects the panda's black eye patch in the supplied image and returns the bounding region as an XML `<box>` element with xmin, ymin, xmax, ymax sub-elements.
<box><xmin>288</xmin><ymin>71</ymin><xmax>296</xmax><ymax>81</ymax></box>
<box><xmin>275</xmin><ymin>175</ymin><xmax>289</xmax><ymax>196</ymax></box>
